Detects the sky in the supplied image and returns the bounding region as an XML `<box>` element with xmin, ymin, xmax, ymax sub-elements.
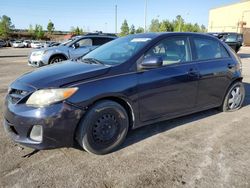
<box><xmin>1</xmin><ymin>0</ymin><xmax>240</xmax><ymax>33</ymax></box>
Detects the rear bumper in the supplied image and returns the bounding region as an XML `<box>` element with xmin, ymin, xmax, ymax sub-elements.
<box><xmin>3</xmin><ymin>99</ymin><xmax>85</xmax><ymax>150</ymax></box>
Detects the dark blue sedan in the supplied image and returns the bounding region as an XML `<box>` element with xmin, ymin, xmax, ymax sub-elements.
<box><xmin>3</xmin><ymin>33</ymin><xmax>245</xmax><ymax>155</ymax></box>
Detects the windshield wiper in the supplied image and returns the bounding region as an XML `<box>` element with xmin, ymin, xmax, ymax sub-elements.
<box><xmin>81</xmin><ymin>58</ymin><xmax>105</xmax><ymax>65</ymax></box>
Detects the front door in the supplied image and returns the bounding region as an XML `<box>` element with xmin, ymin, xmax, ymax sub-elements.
<box><xmin>138</xmin><ymin>36</ymin><xmax>199</xmax><ymax>122</ymax></box>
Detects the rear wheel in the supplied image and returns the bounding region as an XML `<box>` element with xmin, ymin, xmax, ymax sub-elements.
<box><xmin>220</xmin><ymin>82</ymin><xmax>245</xmax><ymax>112</ymax></box>
<box><xmin>76</xmin><ymin>100</ymin><xmax>129</xmax><ymax>155</ymax></box>
<box><xmin>49</xmin><ymin>55</ymin><xmax>66</xmax><ymax>64</ymax></box>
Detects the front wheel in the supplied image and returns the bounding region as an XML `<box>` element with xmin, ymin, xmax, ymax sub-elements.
<box><xmin>76</xmin><ymin>100</ymin><xmax>129</xmax><ymax>155</ymax></box>
<box><xmin>220</xmin><ymin>82</ymin><xmax>245</xmax><ymax>112</ymax></box>
<box><xmin>49</xmin><ymin>55</ymin><xmax>66</xmax><ymax>64</ymax></box>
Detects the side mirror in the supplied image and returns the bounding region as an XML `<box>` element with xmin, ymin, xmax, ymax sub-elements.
<box><xmin>139</xmin><ymin>56</ymin><xmax>163</xmax><ymax>70</ymax></box>
<box><xmin>72</xmin><ymin>43</ymin><xmax>80</xmax><ymax>49</ymax></box>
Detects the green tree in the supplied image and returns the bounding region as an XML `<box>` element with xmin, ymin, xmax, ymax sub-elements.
<box><xmin>120</xmin><ymin>20</ymin><xmax>129</xmax><ymax>36</ymax></box>
<box><xmin>130</xmin><ymin>24</ymin><xmax>135</xmax><ymax>34</ymax></box>
<box><xmin>71</xmin><ymin>26</ymin><xmax>84</xmax><ymax>35</ymax></box>
<box><xmin>173</xmin><ymin>15</ymin><xmax>185</xmax><ymax>32</ymax></box>
<box><xmin>0</xmin><ymin>15</ymin><xmax>14</xmax><ymax>39</ymax></box>
<box><xmin>34</xmin><ymin>24</ymin><xmax>45</xmax><ymax>39</ymax></box>
<box><xmin>47</xmin><ymin>20</ymin><xmax>55</xmax><ymax>34</ymax></box>
<box><xmin>159</xmin><ymin>20</ymin><xmax>174</xmax><ymax>32</ymax></box>
<box><xmin>149</xmin><ymin>19</ymin><xmax>160</xmax><ymax>32</ymax></box>
<box><xmin>135</xmin><ymin>27</ymin><xmax>144</xmax><ymax>33</ymax></box>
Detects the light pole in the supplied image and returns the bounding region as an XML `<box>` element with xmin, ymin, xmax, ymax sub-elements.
<box><xmin>115</xmin><ymin>5</ymin><xmax>118</xmax><ymax>34</ymax></box>
<box><xmin>144</xmin><ymin>0</ymin><xmax>148</xmax><ymax>32</ymax></box>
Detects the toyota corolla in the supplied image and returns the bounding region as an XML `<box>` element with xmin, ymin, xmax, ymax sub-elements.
<box><xmin>3</xmin><ymin>33</ymin><xmax>245</xmax><ymax>155</ymax></box>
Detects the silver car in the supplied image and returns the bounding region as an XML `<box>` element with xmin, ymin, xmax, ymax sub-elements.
<box><xmin>28</xmin><ymin>34</ymin><xmax>117</xmax><ymax>67</ymax></box>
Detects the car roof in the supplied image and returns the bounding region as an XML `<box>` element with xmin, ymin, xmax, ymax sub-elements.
<box><xmin>130</xmin><ymin>32</ymin><xmax>217</xmax><ymax>39</ymax></box>
<box><xmin>74</xmin><ymin>35</ymin><xmax>117</xmax><ymax>40</ymax></box>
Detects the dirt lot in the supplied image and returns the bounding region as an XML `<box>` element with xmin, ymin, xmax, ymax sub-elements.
<box><xmin>0</xmin><ymin>47</ymin><xmax>250</xmax><ymax>188</ymax></box>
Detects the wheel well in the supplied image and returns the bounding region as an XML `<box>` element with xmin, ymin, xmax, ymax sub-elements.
<box><xmin>91</xmin><ymin>97</ymin><xmax>135</xmax><ymax>129</ymax></box>
<box><xmin>221</xmin><ymin>77</ymin><xmax>243</xmax><ymax>105</ymax></box>
<box><xmin>49</xmin><ymin>54</ymin><xmax>67</xmax><ymax>63</ymax></box>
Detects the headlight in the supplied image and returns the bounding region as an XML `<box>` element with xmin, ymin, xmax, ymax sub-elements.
<box><xmin>32</xmin><ymin>50</ymin><xmax>47</xmax><ymax>56</ymax></box>
<box><xmin>26</xmin><ymin>88</ymin><xmax>78</xmax><ymax>107</ymax></box>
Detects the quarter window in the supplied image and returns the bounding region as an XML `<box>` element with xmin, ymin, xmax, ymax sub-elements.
<box><xmin>144</xmin><ymin>37</ymin><xmax>191</xmax><ymax>66</ymax></box>
<box><xmin>194</xmin><ymin>38</ymin><xmax>229</xmax><ymax>61</ymax></box>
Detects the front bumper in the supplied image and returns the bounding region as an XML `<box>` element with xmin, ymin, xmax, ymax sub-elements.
<box><xmin>3</xmin><ymin>99</ymin><xmax>85</xmax><ymax>150</ymax></box>
<box><xmin>28</xmin><ymin>54</ymin><xmax>49</xmax><ymax>67</ymax></box>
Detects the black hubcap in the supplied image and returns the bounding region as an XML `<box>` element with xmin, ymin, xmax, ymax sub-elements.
<box><xmin>92</xmin><ymin>114</ymin><xmax>119</xmax><ymax>143</ymax></box>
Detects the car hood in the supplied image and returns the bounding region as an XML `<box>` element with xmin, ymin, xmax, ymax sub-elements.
<box><xmin>14</xmin><ymin>60</ymin><xmax>110</xmax><ymax>89</ymax></box>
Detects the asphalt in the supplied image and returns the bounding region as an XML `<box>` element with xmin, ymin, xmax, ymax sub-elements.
<box><xmin>0</xmin><ymin>47</ymin><xmax>250</xmax><ymax>188</ymax></box>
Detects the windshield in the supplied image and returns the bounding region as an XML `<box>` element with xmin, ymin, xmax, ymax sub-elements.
<box><xmin>82</xmin><ymin>35</ymin><xmax>152</xmax><ymax>65</ymax></box>
<box><xmin>225</xmin><ymin>34</ymin><xmax>238</xmax><ymax>42</ymax></box>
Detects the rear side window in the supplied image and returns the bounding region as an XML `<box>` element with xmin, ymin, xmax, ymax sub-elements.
<box><xmin>194</xmin><ymin>38</ymin><xmax>229</xmax><ymax>61</ymax></box>
<box><xmin>93</xmin><ymin>38</ymin><xmax>113</xmax><ymax>46</ymax></box>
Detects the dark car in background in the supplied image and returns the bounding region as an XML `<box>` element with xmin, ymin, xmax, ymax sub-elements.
<box><xmin>3</xmin><ymin>33</ymin><xmax>245</xmax><ymax>155</ymax></box>
<box><xmin>208</xmin><ymin>32</ymin><xmax>243</xmax><ymax>53</ymax></box>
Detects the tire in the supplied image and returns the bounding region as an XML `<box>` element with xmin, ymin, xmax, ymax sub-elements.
<box><xmin>76</xmin><ymin>100</ymin><xmax>129</xmax><ymax>155</ymax></box>
<box><xmin>220</xmin><ymin>82</ymin><xmax>245</xmax><ymax>112</ymax></box>
<box><xmin>49</xmin><ymin>55</ymin><xmax>66</xmax><ymax>64</ymax></box>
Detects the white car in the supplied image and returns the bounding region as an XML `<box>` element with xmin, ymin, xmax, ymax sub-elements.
<box><xmin>31</xmin><ymin>41</ymin><xmax>43</xmax><ymax>49</ymax></box>
<box><xmin>12</xmin><ymin>41</ymin><xmax>25</xmax><ymax>48</ymax></box>
<box><xmin>23</xmin><ymin>40</ymin><xmax>31</xmax><ymax>47</ymax></box>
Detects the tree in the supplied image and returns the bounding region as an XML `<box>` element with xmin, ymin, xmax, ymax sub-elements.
<box><xmin>159</xmin><ymin>20</ymin><xmax>174</xmax><ymax>32</ymax></box>
<box><xmin>130</xmin><ymin>24</ymin><xmax>135</xmax><ymax>34</ymax></box>
<box><xmin>71</xmin><ymin>26</ymin><xmax>84</xmax><ymax>35</ymax></box>
<box><xmin>34</xmin><ymin>24</ymin><xmax>45</xmax><ymax>39</ymax></box>
<box><xmin>28</xmin><ymin>24</ymin><xmax>35</xmax><ymax>39</ymax></box>
<box><xmin>149</xmin><ymin>19</ymin><xmax>160</xmax><ymax>32</ymax></box>
<box><xmin>120</xmin><ymin>20</ymin><xmax>129</xmax><ymax>36</ymax></box>
<box><xmin>173</xmin><ymin>15</ymin><xmax>185</xmax><ymax>32</ymax></box>
<box><xmin>0</xmin><ymin>15</ymin><xmax>14</xmax><ymax>39</ymax></box>
<box><xmin>135</xmin><ymin>27</ymin><xmax>144</xmax><ymax>33</ymax></box>
<box><xmin>47</xmin><ymin>20</ymin><xmax>55</xmax><ymax>34</ymax></box>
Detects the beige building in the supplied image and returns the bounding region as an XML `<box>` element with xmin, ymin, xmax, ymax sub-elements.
<box><xmin>208</xmin><ymin>0</ymin><xmax>250</xmax><ymax>45</ymax></box>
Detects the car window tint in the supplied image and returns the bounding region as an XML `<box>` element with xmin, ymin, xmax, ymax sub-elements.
<box><xmin>144</xmin><ymin>37</ymin><xmax>191</xmax><ymax>66</ymax></box>
<box><xmin>93</xmin><ymin>38</ymin><xmax>113</xmax><ymax>46</ymax></box>
<box><xmin>76</xmin><ymin>38</ymin><xmax>92</xmax><ymax>47</ymax></box>
<box><xmin>194</xmin><ymin>38</ymin><xmax>229</xmax><ymax>60</ymax></box>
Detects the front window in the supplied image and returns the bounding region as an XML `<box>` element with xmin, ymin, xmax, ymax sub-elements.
<box><xmin>82</xmin><ymin>35</ymin><xmax>152</xmax><ymax>65</ymax></box>
<box><xmin>144</xmin><ymin>37</ymin><xmax>191</xmax><ymax>66</ymax></box>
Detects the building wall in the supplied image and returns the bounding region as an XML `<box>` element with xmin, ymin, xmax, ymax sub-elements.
<box><xmin>208</xmin><ymin>1</ymin><xmax>250</xmax><ymax>45</ymax></box>
<box><xmin>208</xmin><ymin>1</ymin><xmax>250</xmax><ymax>33</ymax></box>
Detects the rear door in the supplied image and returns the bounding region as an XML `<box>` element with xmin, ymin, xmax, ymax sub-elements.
<box><xmin>138</xmin><ymin>36</ymin><xmax>199</xmax><ymax>122</ymax></box>
<box><xmin>191</xmin><ymin>36</ymin><xmax>233</xmax><ymax>108</ymax></box>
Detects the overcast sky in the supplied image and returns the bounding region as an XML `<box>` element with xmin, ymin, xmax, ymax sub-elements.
<box><xmin>1</xmin><ymin>0</ymin><xmax>239</xmax><ymax>32</ymax></box>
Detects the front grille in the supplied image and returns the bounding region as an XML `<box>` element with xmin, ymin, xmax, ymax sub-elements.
<box><xmin>8</xmin><ymin>88</ymin><xmax>29</xmax><ymax>104</ymax></box>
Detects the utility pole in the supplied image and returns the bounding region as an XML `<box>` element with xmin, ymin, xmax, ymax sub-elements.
<box><xmin>115</xmin><ymin>5</ymin><xmax>118</xmax><ymax>34</ymax></box>
<box><xmin>144</xmin><ymin>0</ymin><xmax>147</xmax><ymax>32</ymax></box>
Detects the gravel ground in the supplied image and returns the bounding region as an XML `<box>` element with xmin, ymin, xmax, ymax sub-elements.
<box><xmin>0</xmin><ymin>47</ymin><xmax>250</xmax><ymax>188</ymax></box>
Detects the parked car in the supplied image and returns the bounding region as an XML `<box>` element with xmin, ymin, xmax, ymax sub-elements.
<box><xmin>223</xmin><ymin>33</ymin><xmax>243</xmax><ymax>53</ymax></box>
<box><xmin>31</xmin><ymin>41</ymin><xmax>43</xmax><ymax>49</ymax></box>
<box><xmin>28</xmin><ymin>34</ymin><xmax>117</xmax><ymax>67</ymax></box>
<box><xmin>208</xmin><ymin>32</ymin><xmax>243</xmax><ymax>53</ymax></box>
<box><xmin>12</xmin><ymin>41</ymin><xmax>25</xmax><ymax>48</ymax></box>
<box><xmin>23</xmin><ymin>40</ymin><xmax>31</xmax><ymax>48</ymax></box>
<box><xmin>0</xmin><ymin>39</ymin><xmax>7</xmax><ymax>47</ymax></box>
<box><xmin>3</xmin><ymin>33</ymin><xmax>245</xmax><ymax>155</ymax></box>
